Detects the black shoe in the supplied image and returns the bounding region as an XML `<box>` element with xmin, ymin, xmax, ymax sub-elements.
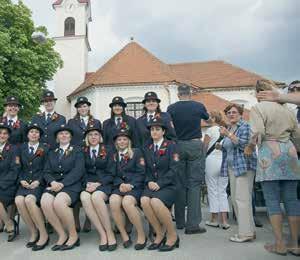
<box><xmin>82</xmin><ymin>227</ymin><xmax>91</xmax><ymax>233</ymax></box>
<box><xmin>176</xmin><ymin>225</ymin><xmax>185</xmax><ymax>230</ymax></box>
<box><xmin>108</xmin><ymin>243</ymin><xmax>117</xmax><ymax>251</ymax></box>
<box><xmin>185</xmin><ymin>227</ymin><xmax>206</xmax><ymax>235</ymax></box>
<box><xmin>254</xmin><ymin>218</ymin><xmax>263</xmax><ymax>228</ymax></box>
<box><xmin>159</xmin><ymin>237</ymin><xmax>180</xmax><ymax>252</ymax></box>
<box><xmin>134</xmin><ymin>238</ymin><xmax>147</xmax><ymax>250</ymax></box>
<box><xmin>148</xmin><ymin>237</ymin><xmax>166</xmax><ymax>250</ymax></box>
<box><xmin>26</xmin><ymin>233</ymin><xmax>40</xmax><ymax>248</ymax></box>
<box><xmin>51</xmin><ymin>237</ymin><xmax>68</xmax><ymax>251</ymax></box>
<box><xmin>0</xmin><ymin>225</ymin><xmax>4</xmax><ymax>233</ymax></box>
<box><xmin>123</xmin><ymin>237</ymin><xmax>132</xmax><ymax>248</ymax></box>
<box><xmin>60</xmin><ymin>238</ymin><xmax>80</xmax><ymax>251</ymax></box>
<box><xmin>32</xmin><ymin>237</ymin><xmax>50</xmax><ymax>251</ymax></box>
<box><xmin>76</xmin><ymin>227</ymin><xmax>81</xmax><ymax>233</ymax></box>
<box><xmin>7</xmin><ymin>219</ymin><xmax>18</xmax><ymax>242</ymax></box>
<box><xmin>99</xmin><ymin>244</ymin><xmax>108</xmax><ymax>251</ymax></box>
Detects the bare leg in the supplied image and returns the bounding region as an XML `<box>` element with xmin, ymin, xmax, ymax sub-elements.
<box><xmin>92</xmin><ymin>191</ymin><xmax>116</xmax><ymax>245</ymax></box>
<box><xmin>287</xmin><ymin>216</ymin><xmax>300</xmax><ymax>253</ymax></box>
<box><xmin>211</xmin><ymin>213</ymin><xmax>218</xmax><ymax>223</ymax></box>
<box><xmin>141</xmin><ymin>196</ymin><xmax>163</xmax><ymax>243</ymax></box>
<box><xmin>24</xmin><ymin>195</ymin><xmax>48</xmax><ymax>245</ymax></box>
<box><xmin>15</xmin><ymin>196</ymin><xmax>37</xmax><ymax>242</ymax></box>
<box><xmin>265</xmin><ymin>214</ymin><xmax>287</xmax><ymax>253</ymax></box>
<box><xmin>151</xmin><ymin>198</ymin><xmax>177</xmax><ymax>246</ymax></box>
<box><xmin>221</xmin><ymin>212</ymin><xmax>229</xmax><ymax>225</ymax></box>
<box><xmin>73</xmin><ymin>202</ymin><xmax>81</xmax><ymax>231</ymax></box>
<box><xmin>80</xmin><ymin>191</ymin><xmax>107</xmax><ymax>245</ymax></box>
<box><xmin>109</xmin><ymin>194</ymin><xmax>128</xmax><ymax>242</ymax></box>
<box><xmin>122</xmin><ymin>195</ymin><xmax>145</xmax><ymax>244</ymax></box>
<box><xmin>0</xmin><ymin>202</ymin><xmax>13</xmax><ymax>231</ymax></box>
<box><xmin>53</xmin><ymin>192</ymin><xmax>78</xmax><ymax>246</ymax></box>
<box><xmin>41</xmin><ymin>193</ymin><xmax>67</xmax><ymax>245</ymax></box>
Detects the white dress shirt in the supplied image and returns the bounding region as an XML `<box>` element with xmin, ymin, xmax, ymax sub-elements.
<box><xmin>90</xmin><ymin>144</ymin><xmax>99</xmax><ymax>159</ymax></box>
<box><xmin>153</xmin><ymin>138</ymin><xmax>164</xmax><ymax>151</ymax></box>
<box><xmin>28</xmin><ymin>142</ymin><xmax>39</xmax><ymax>154</ymax></box>
<box><xmin>118</xmin><ymin>148</ymin><xmax>128</xmax><ymax>161</ymax></box>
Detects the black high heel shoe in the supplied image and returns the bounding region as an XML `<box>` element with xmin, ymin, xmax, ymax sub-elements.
<box><xmin>32</xmin><ymin>237</ymin><xmax>50</xmax><ymax>251</ymax></box>
<box><xmin>60</xmin><ymin>238</ymin><xmax>80</xmax><ymax>251</ymax></box>
<box><xmin>99</xmin><ymin>244</ymin><xmax>108</xmax><ymax>251</ymax></box>
<box><xmin>148</xmin><ymin>236</ymin><xmax>166</xmax><ymax>250</ymax></box>
<box><xmin>108</xmin><ymin>243</ymin><xmax>117</xmax><ymax>251</ymax></box>
<box><xmin>159</xmin><ymin>237</ymin><xmax>180</xmax><ymax>252</ymax></box>
<box><xmin>51</xmin><ymin>237</ymin><xmax>68</xmax><ymax>251</ymax></box>
<box><xmin>134</xmin><ymin>238</ymin><xmax>147</xmax><ymax>250</ymax></box>
<box><xmin>26</xmin><ymin>232</ymin><xmax>40</xmax><ymax>248</ymax></box>
<box><xmin>123</xmin><ymin>237</ymin><xmax>132</xmax><ymax>248</ymax></box>
<box><xmin>7</xmin><ymin>219</ymin><xmax>19</xmax><ymax>242</ymax></box>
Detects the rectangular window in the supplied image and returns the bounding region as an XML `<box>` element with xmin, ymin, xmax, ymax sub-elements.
<box><xmin>126</xmin><ymin>102</ymin><xmax>144</xmax><ymax>118</ymax></box>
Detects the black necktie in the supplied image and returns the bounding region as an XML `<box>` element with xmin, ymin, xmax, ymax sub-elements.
<box><xmin>29</xmin><ymin>146</ymin><xmax>35</xmax><ymax>156</ymax></box>
<box><xmin>58</xmin><ymin>148</ymin><xmax>64</xmax><ymax>160</ymax></box>
<box><xmin>297</xmin><ymin>107</ymin><xmax>300</xmax><ymax>124</ymax></box>
<box><xmin>8</xmin><ymin>119</ymin><xmax>13</xmax><ymax>126</ymax></box>
<box><xmin>116</xmin><ymin>117</ymin><xmax>121</xmax><ymax>128</ymax></box>
<box><xmin>120</xmin><ymin>153</ymin><xmax>124</xmax><ymax>162</ymax></box>
<box><xmin>80</xmin><ymin>118</ymin><xmax>86</xmax><ymax>129</ymax></box>
<box><xmin>148</xmin><ymin>115</ymin><xmax>154</xmax><ymax>122</ymax></box>
<box><xmin>92</xmin><ymin>149</ymin><xmax>97</xmax><ymax>162</ymax></box>
<box><xmin>46</xmin><ymin>113</ymin><xmax>51</xmax><ymax>124</ymax></box>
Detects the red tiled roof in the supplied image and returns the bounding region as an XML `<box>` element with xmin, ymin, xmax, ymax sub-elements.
<box><xmin>192</xmin><ymin>92</ymin><xmax>249</xmax><ymax>126</ymax></box>
<box><xmin>68</xmin><ymin>41</ymin><xmax>267</xmax><ymax>98</ymax></box>
<box><xmin>170</xmin><ymin>61</ymin><xmax>264</xmax><ymax>89</ymax></box>
<box><xmin>53</xmin><ymin>0</ymin><xmax>89</xmax><ymax>6</ymax></box>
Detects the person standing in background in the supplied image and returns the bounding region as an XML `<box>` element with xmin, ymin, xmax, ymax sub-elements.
<box><xmin>203</xmin><ymin>111</ymin><xmax>230</xmax><ymax>230</ymax></box>
<box><xmin>167</xmin><ymin>85</ymin><xmax>209</xmax><ymax>235</ymax></box>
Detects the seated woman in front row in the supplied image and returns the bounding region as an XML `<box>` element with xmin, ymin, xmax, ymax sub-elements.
<box><xmin>0</xmin><ymin>123</ymin><xmax>20</xmax><ymax>242</ymax></box>
<box><xmin>109</xmin><ymin>128</ymin><xmax>147</xmax><ymax>250</ymax></box>
<box><xmin>15</xmin><ymin>123</ymin><xmax>49</xmax><ymax>251</ymax></box>
<box><xmin>80</xmin><ymin>125</ymin><xmax>117</xmax><ymax>252</ymax></box>
<box><xmin>41</xmin><ymin>125</ymin><xmax>85</xmax><ymax>251</ymax></box>
<box><xmin>141</xmin><ymin>117</ymin><xmax>180</xmax><ymax>252</ymax></box>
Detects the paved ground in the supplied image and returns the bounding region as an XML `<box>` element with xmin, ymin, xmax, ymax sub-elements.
<box><xmin>0</xmin><ymin>207</ymin><xmax>298</xmax><ymax>260</ymax></box>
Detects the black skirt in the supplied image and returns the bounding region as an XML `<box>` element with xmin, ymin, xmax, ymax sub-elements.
<box><xmin>142</xmin><ymin>185</ymin><xmax>176</xmax><ymax>208</ymax></box>
<box><xmin>112</xmin><ymin>187</ymin><xmax>143</xmax><ymax>201</ymax></box>
<box><xmin>43</xmin><ymin>188</ymin><xmax>80</xmax><ymax>208</ymax></box>
<box><xmin>16</xmin><ymin>186</ymin><xmax>44</xmax><ymax>206</ymax></box>
<box><xmin>0</xmin><ymin>187</ymin><xmax>17</xmax><ymax>207</ymax></box>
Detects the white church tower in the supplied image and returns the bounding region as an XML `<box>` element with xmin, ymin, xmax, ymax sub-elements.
<box><xmin>52</xmin><ymin>0</ymin><xmax>91</xmax><ymax>118</ymax></box>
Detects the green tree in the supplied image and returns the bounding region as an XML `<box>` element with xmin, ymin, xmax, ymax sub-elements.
<box><xmin>0</xmin><ymin>0</ymin><xmax>62</xmax><ymax>119</ymax></box>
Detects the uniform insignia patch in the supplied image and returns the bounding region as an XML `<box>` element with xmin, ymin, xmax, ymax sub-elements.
<box><xmin>139</xmin><ymin>157</ymin><xmax>145</xmax><ymax>166</ymax></box>
<box><xmin>173</xmin><ymin>153</ymin><xmax>179</xmax><ymax>161</ymax></box>
<box><xmin>15</xmin><ymin>156</ymin><xmax>20</xmax><ymax>164</ymax></box>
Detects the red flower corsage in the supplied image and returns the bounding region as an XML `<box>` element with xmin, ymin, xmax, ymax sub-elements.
<box><xmin>120</xmin><ymin>121</ymin><xmax>129</xmax><ymax>130</ymax></box>
<box><xmin>123</xmin><ymin>153</ymin><xmax>130</xmax><ymax>162</ymax></box>
<box><xmin>158</xmin><ymin>149</ymin><xmax>166</xmax><ymax>156</ymax></box>
<box><xmin>99</xmin><ymin>145</ymin><xmax>107</xmax><ymax>158</ymax></box>
<box><xmin>13</xmin><ymin>120</ymin><xmax>20</xmax><ymax>129</ymax></box>
<box><xmin>51</xmin><ymin>113</ymin><xmax>59</xmax><ymax>121</ymax></box>
<box><xmin>35</xmin><ymin>148</ymin><xmax>44</xmax><ymax>157</ymax></box>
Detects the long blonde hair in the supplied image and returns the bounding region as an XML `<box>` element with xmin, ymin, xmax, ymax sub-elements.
<box><xmin>115</xmin><ymin>138</ymin><xmax>134</xmax><ymax>159</ymax></box>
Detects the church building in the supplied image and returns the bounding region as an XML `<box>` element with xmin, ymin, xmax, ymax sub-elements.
<box><xmin>52</xmin><ymin>0</ymin><xmax>271</xmax><ymax>121</ymax></box>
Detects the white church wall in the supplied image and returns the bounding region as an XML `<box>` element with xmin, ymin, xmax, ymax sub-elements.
<box><xmin>70</xmin><ymin>84</ymin><xmax>179</xmax><ymax>121</ymax></box>
<box><xmin>210</xmin><ymin>88</ymin><xmax>258</xmax><ymax>109</ymax></box>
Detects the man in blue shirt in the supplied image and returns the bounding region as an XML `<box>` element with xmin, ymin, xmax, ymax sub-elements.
<box><xmin>167</xmin><ymin>85</ymin><xmax>209</xmax><ymax>234</ymax></box>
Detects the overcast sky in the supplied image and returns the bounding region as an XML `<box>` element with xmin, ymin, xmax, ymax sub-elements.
<box><xmin>14</xmin><ymin>0</ymin><xmax>300</xmax><ymax>84</ymax></box>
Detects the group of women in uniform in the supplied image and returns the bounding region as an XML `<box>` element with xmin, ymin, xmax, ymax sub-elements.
<box><xmin>0</xmin><ymin>90</ymin><xmax>180</xmax><ymax>253</ymax></box>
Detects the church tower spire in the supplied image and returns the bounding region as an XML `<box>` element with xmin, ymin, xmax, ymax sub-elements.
<box><xmin>52</xmin><ymin>0</ymin><xmax>91</xmax><ymax>118</ymax></box>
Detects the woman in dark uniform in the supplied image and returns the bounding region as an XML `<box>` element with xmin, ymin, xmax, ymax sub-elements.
<box><xmin>67</xmin><ymin>96</ymin><xmax>101</xmax><ymax>232</ymax></box>
<box><xmin>40</xmin><ymin>125</ymin><xmax>85</xmax><ymax>251</ymax></box>
<box><xmin>103</xmin><ymin>96</ymin><xmax>139</xmax><ymax>148</ymax></box>
<box><xmin>1</xmin><ymin>96</ymin><xmax>26</xmax><ymax>145</ymax></box>
<box><xmin>0</xmin><ymin>123</ymin><xmax>20</xmax><ymax>242</ymax></box>
<box><xmin>141</xmin><ymin>117</ymin><xmax>180</xmax><ymax>252</ymax></box>
<box><xmin>136</xmin><ymin>92</ymin><xmax>177</xmax><ymax>146</ymax></box>
<box><xmin>67</xmin><ymin>96</ymin><xmax>102</xmax><ymax>147</ymax></box>
<box><xmin>15</xmin><ymin>123</ymin><xmax>49</xmax><ymax>251</ymax></box>
<box><xmin>80</xmin><ymin>126</ymin><xmax>117</xmax><ymax>251</ymax></box>
<box><xmin>109</xmin><ymin>128</ymin><xmax>146</xmax><ymax>250</ymax></box>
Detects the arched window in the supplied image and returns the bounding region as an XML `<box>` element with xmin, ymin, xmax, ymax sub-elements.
<box><xmin>64</xmin><ymin>17</ymin><xmax>75</xmax><ymax>36</ymax></box>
